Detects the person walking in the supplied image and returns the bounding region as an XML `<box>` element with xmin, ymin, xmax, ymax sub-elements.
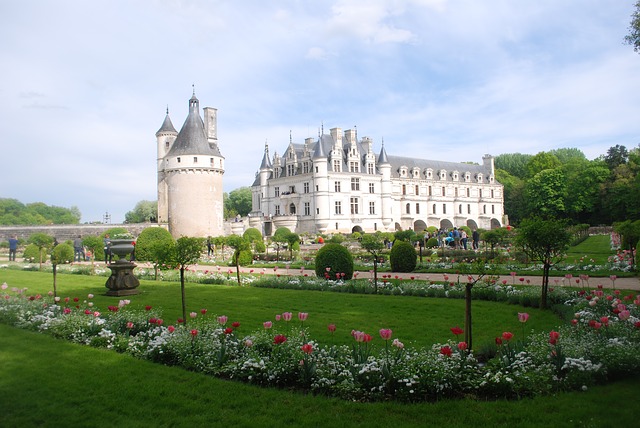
<box><xmin>73</xmin><ymin>235</ymin><xmax>85</xmax><ymax>262</ymax></box>
<box><xmin>472</xmin><ymin>229</ymin><xmax>480</xmax><ymax>250</ymax></box>
<box><xmin>103</xmin><ymin>234</ymin><xmax>112</xmax><ymax>264</ymax></box>
<box><xmin>8</xmin><ymin>235</ymin><xmax>18</xmax><ymax>261</ymax></box>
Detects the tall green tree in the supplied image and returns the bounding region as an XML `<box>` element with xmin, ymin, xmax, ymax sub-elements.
<box><xmin>124</xmin><ymin>200</ymin><xmax>157</xmax><ymax>223</ymax></box>
<box><xmin>525</xmin><ymin>152</ymin><xmax>561</xmax><ymax>178</ymax></box>
<box><xmin>494</xmin><ymin>153</ymin><xmax>532</xmax><ymax>179</ymax></box>
<box><xmin>496</xmin><ymin>169</ymin><xmax>526</xmax><ymax>225</ymax></box>
<box><xmin>624</xmin><ymin>1</ymin><xmax>640</xmax><ymax>53</ymax></box>
<box><xmin>525</xmin><ymin>169</ymin><xmax>566</xmax><ymax>218</ymax></box>
<box><xmin>515</xmin><ymin>218</ymin><xmax>571</xmax><ymax>309</ymax></box>
<box><xmin>224</xmin><ymin>187</ymin><xmax>252</xmax><ymax>218</ymax></box>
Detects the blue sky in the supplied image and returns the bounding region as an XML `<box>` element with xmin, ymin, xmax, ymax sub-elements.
<box><xmin>1</xmin><ymin>0</ymin><xmax>639</xmax><ymax>223</ymax></box>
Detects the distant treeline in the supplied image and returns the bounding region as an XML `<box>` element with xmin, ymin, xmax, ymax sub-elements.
<box><xmin>0</xmin><ymin>199</ymin><xmax>81</xmax><ymax>225</ymax></box>
<box><xmin>495</xmin><ymin>145</ymin><xmax>639</xmax><ymax>226</ymax></box>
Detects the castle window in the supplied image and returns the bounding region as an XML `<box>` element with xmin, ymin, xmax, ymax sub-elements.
<box><xmin>483</xmin><ymin>205</ymin><xmax>487</xmax><ymax>214</ymax></box>
<box><xmin>303</xmin><ymin>162</ymin><xmax>310</xmax><ymax>174</ymax></box>
<box><xmin>304</xmin><ymin>182</ymin><xmax>310</xmax><ymax>193</ymax></box>
<box><xmin>351</xmin><ymin>178</ymin><xmax>360</xmax><ymax>191</ymax></box>
<box><xmin>333</xmin><ymin>160</ymin><xmax>341</xmax><ymax>172</ymax></box>
<box><xmin>349</xmin><ymin>161</ymin><xmax>359</xmax><ymax>172</ymax></box>
<box><xmin>335</xmin><ymin>201</ymin><xmax>342</xmax><ymax>215</ymax></box>
<box><xmin>210</xmin><ymin>158</ymin><xmax>214</xmax><ymax>165</ymax></box>
<box><xmin>467</xmin><ymin>188</ymin><xmax>470</xmax><ymax>197</ymax></box>
<box><xmin>455</xmin><ymin>187</ymin><xmax>458</xmax><ymax>197</ymax></box>
<box><xmin>402</xmin><ymin>185</ymin><xmax>406</xmax><ymax>195</ymax></box>
<box><xmin>416</xmin><ymin>203</ymin><xmax>420</xmax><ymax>214</ymax></box>
<box><xmin>289</xmin><ymin>203</ymin><xmax>296</xmax><ymax>214</ymax></box>
<box><xmin>193</xmin><ymin>157</ymin><xmax>198</xmax><ymax>163</ymax></box>
<box><xmin>367</xmin><ymin>163</ymin><xmax>374</xmax><ymax>174</ymax></box>
<box><xmin>304</xmin><ymin>202</ymin><xmax>310</xmax><ymax>216</ymax></box>
<box><xmin>406</xmin><ymin>203</ymin><xmax>410</xmax><ymax>214</ymax></box>
<box><xmin>275</xmin><ymin>205</ymin><xmax>280</xmax><ymax>215</ymax></box>
<box><xmin>400</xmin><ymin>167</ymin><xmax>407</xmax><ymax>177</ymax></box>
<box><xmin>369</xmin><ymin>183</ymin><xmax>375</xmax><ymax>193</ymax></box>
<box><xmin>369</xmin><ymin>201</ymin><xmax>375</xmax><ymax>215</ymax></box>
<box><xmin>477</xmin><ymin>173</ymin><xmax>483</xmax><ymax>183</ymax></box>
<box><xmin>443</xmin><ymin>204</ymin><xmax>447</xmax><ymax>214</ymax></box>
<box><xmin>492</xmin><ymin>205</ymin><xmax>495</xmax><ymax>214</ymax></box>
<box><xmin>315</xmin><ymin>166</ymin><xmax>319</xmax><ymax>173</ymax></box>
<box><xmin>413</xmin><ymin>168</ymin><xmax>420</xmax><ymax>178</ymax></box>
<box><xmin>428</xmin><ymin>186</ymin><xmax>432</xmax><ymax>196</ymax></box>
<box><xmin>491</xmin><ymin>189</ymin><xmax>495</xmax><ymax>198</ymax></box>
<box><xmin>467</xmin><ymin>204</ymin><xmax>471</xmax><ymax>214</ymax></box>
<box><xmin>465</xmin><ymin>173</ymin><xmax>471</xmax><ymax>182</ymax></box>
<box><xmin>479</xmin><ymin>189</ymin><xmax>483</xmax><ymax>198</ymax></box>
<box><xmin>442</xmin><ymin>186</ymin><xmax>446</xmax><ymax>196</ymax></box>
<box><xmin>335</xmin><ymin>181</ymin><xmax>341</xmax><ymax>192</ymax></box>
<box><xmin>350</xmin><ymin>197</ymin><xmax>359</xmax><ymax>214</ymax></box>
<box><xmin>433</xmin><ymin>204</ymin><xmax>437</xmax><ymax>214</ymax></box>
<box><xmin>275</xmin><ymin>187</ymin><xmax>280</xmax><ymax>197</ymax></box>
<box><xmin>177</xmin><ymin>157</ymin><xmax>181</xmax><ymax>163</ymax></box>
<box><xmin>165</xmin><ymin>142</ymin><xmax>169</xmax><ymax>150</ymax></box>
<box><xmin>289</xmin><ymin>186</ymin><xmax>295</xmax><ymax>193</ymax></box>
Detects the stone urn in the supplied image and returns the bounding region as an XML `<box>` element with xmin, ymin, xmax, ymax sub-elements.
<box><xmin>105</xmin><ymin>239</ymin><xmax>140</xmax><ymax>296</ymax></box>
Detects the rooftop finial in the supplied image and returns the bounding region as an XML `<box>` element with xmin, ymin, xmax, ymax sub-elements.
<box><xmin>289</xmin><ymin>130</ymin><xmax>292</xmax><ymax>144</ymax></box>
<box><xmin>166</xmin><ymin>105</ymin><xmax>169</xmax><ymax>115</ymax></box>
<box><xmin>192</xmin><ymin>83</ymin><xmax>195</xmax><ymax>96</ymax></box>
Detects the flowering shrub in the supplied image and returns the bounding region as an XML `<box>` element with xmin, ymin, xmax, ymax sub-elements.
<box><xmin>1</xmin><ymin>282</ymin><xmax>639</xmax><ymax>402</ymax></box>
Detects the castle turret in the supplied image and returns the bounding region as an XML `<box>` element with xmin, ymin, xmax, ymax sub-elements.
<box><xmin>160</xmin><ymin>91</ymin><xmax>225</xmax><ymax>238</ymax></box>
<box><xmin>312</xmin><ymin>135</ymin><xmax>330</xmax><ymax>233</ymax></box>
<box><xmin>378</xmin><ymin>142</ymin><xmax>392</xmax><ymax>229</ymax></box>
<box><xmin>156</xmin><ymin>108</ymin><xmax>177</xmax><ymax>224</ymax></box>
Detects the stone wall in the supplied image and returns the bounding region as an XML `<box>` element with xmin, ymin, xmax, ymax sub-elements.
<box><xmin>0</xmin><ymin>224</ymin><xmax>166</xmax><ymax>243</ymax></box>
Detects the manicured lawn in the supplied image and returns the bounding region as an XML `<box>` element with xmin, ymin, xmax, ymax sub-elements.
<box><xmin>0</xmin><ymin>269</ymin><xmax>561</xmax><ymax>350</ymax></box>
<box><xmin>1</xmin><ymin>324</ymin><xmax>638</xmax><ymax>427</ymax></box>
<box><xmin>566</xmin><ymin>234</ymin><xmax>616</xmax><ymax>265</ymax></box>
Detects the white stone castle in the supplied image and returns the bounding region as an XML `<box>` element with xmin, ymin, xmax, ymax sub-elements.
<box><xmin>249</xmin><ymin>127</ymin><xmax>505</xmax><ymax>236</ymax></box>
<box><xmin>156</xmin><ymin>91</ymin><xmax>225</xmax><ymax>238</ymax></box>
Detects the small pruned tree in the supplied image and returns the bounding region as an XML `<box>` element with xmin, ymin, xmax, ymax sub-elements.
<box><xmin>82</xmin><ymin>236</ymin><xmax>102</xmax><ymax>273</ymax></box>
<box><xmin>285</xmin><ymin>231</ymin><xmax>300</xmax><ymax>260</ymax></box>
<box><xmin>226</xmin><ymin>234</ymin><xmax>251</xmax><ymax>286</ymax></box>
<box><xmin>613</xmin><ymin>220</ymin><xmax>640</xmax><ymax>271</ymax></box>
<box><xmin>27</xmin><ymin>233</ymin><xmax>54</xmax><ymax>270</ymax></box>
<box><xmin>165</xmin><ymin>237</ymin><xmax>204</xmax><ymax>324</ymax></box>
<box><xmin>515</xmin><ymin>218</ymin><xmax>571</xmax><ymax>309</ymax></box>
<box><xmin>360</xmin><ymin>233</ymin><xmax>385</xmax><ymax>293</ymax></box>
<box><xmin>314</xmin><ymin>243</ymin><xmax>354</xmax><ymax>280</ymax></box>
<box><xmin>135</xmin><ymin>227</ymin><xmax>176</xmax><ymax>280</ymax></box>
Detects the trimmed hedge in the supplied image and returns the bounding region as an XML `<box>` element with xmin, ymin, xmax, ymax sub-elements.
<box><xmin>390</xmin><ymin>241</ymin><xmax>417</xmax><ymax>272</ymax></box>
<box><xmin>314</xmin><ymin>243</ymin><xmax>354</xmax><ymax>280</ymax></box>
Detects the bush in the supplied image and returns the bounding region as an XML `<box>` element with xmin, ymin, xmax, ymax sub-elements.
<box><xmin>425</xmin><ymin>237</ymin><xmax>439</xmax><ymax>248</ymax></box>
<box><xmin>314</xmin><ymin>243</ymin><xmax>354</xmax><ymax>280</ymax></box>
<box><xmin>135</xmin><ymin>227</ymin><xmax>174</xmax><ymax>262</ymax></box>
<box><xmin>254</xmin><ymin>240</ymin><xmax>266</xmax><ymax>253</ymax></box>
<box><xmin>237</xmin><ymin>249</ymin><xmax>253</xmax><ymax>266</ymax></box>
<box><xmin>51</xmin><ymin>243</ymin><xmax>74</xmax><ymax>264</ymax></box>
<box><xmin>243</xmin><ymin>228</ymin><xmax>262</xmax><ymax>243</ymax></box>
<box><xmin>22</xmin><ymin>244</ymin><xmax>47</xmax><ymax>263</ymax></box>
<box><xmin>390</xmin><ymin>241</ymin><xmax>417</xmax><ymax>272</ymax></box>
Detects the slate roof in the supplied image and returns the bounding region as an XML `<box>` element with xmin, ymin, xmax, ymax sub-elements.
<box><xmin>166</xmin><ymin>94</ymin><xmax>223</xmax><ymax>157</ymax></box>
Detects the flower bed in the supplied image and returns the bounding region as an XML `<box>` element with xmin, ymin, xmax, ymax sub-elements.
<box><xmin>1</xmin><ymin>281</ymin><xmax>639</xmax><ymax>402</ymax></box>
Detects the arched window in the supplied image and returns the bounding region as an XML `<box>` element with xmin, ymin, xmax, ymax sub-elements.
<box><xmin>290</xmin><ymin>203</ymin><xmax>296</xmax><ymax>214</ymax></box>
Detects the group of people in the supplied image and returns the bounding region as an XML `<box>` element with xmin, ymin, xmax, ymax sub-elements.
<box><xmin>431</xmin><ymin>227</ymin><xmax>480</xmax><ymax>250</ymax></box>
<box><xmin>6</xmin><ymin>234</ymin><xmax>115</xmax><ymax>264</ymax></box>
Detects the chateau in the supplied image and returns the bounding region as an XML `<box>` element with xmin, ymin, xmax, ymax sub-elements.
<box><xmin>249</xmin><ymin>127</ymin><xmax>504</xmax><ymax>236</ymax></box>
<box><xmin>156</xmin><ymin>92</ymin><xmax>225</xmax><ymax>238</ymax></box>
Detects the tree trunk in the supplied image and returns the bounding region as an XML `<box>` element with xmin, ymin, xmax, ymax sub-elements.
<box><xmin>235</xmin><ymin>257</ymin><xmax>241</xmax><ymax>286</ymax></box>
<box><xmin>52</xmin><ymin>264</ymin><xmax>57</xmax><ymax>298</ymax></box>
<box><xmin>373</xmin><ymin>258</ymin><xmax>378</xmax><ymax>293</ymax></box>
<box><xmin>180</xmin><ymin>267</ymin><xmax>187</xmax><ymax>324</ymax></box>
<box><xmin>541</xmin><ymin>262</ymin><xmax>550</xmax><ymax>309</ymax></box>
<box><xmin>464</xmin><ymin>283</ymin><xmax>473</xmax><ymax>349</ymax></box>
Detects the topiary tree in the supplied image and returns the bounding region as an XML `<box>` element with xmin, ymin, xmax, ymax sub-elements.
<box><xmin>135</xmin><ymin>227</ymin><xmax>175</xmax><ymax>280</ymax></box>
<box><xmin>285</xmin><ymin>231</ymin><xmax>300</xmax><ymax>260</ymax></box>
<box><xmin>226</xmin><ymin>234</ymin><xmax>251</xmax><ymax>286</ymax></box>
<box><xmin>426</xmin><ymin>237</ymin><xmax>439</xmax><ymax>248</ymax></box>
<box><xmin>390</xmin><ymin>240</ymin><xmax>417</xmax><ymax>272</ymax></box>
<box><xmin>27</xmin><ymin>232</ymin><xmax>54</xmax><ymax>269</ymax></box>
<box><xmin>243</xmin><ymin>227</ymin><xmax>262</xmax><ymax>244</ymax></box>
<box><xmin>51</xmin><ymin>243</ymin><xmax>74</xmax><ymax>298</ymax></box>
<box><xmin>23</xmin><ymin>243</ymin><xmax>47</xmax><ymax>264</ymax></box>
<box><xmin>314</xmin><ymin>243</ymin><xmax>354</xmax><ymax>280</ymax></box>
<box><xmin>360</xmin><ymin>233</ymin><xmax>385</xmax><ymax>292</ymax></box>
<box><xmin>164</xmin><ymin>237</ymin><xmax>204</xmax><ymax>324</ymax></box>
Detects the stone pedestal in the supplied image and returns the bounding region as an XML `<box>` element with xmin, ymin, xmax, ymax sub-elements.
<box><xmin>105</xmin><ymin>260</ymin><xmax>140</xmax><ymax>296</ymax></box>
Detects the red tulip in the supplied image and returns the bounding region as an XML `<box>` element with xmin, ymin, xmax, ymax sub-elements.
<box><xmin>450</xmin><ymin>326</ymin><xmax>464</xmax><ymax>337</ymax></box>
<box><xmin>457</xmin><ymin>342</ymin><xmax>468</xmax><ymax>351</ymax></box>
<box><xmin>549</xmin><ymin>330</ymin><xmax>560</xmax><ymax>345</ymax></box>
<box><xmin>501</xmin><ymin>332</ymin><xmax>514</xmax><ymax>341</ymax></box>
<box><xmin>440</xmin><ymin>346</ymin><xmax>453</xmax><ymax>357</ymax></box>
<box><xmin>190</xmin><ymin>329</ymin><xmax>198</xmax><ymax>337</ymax></box>
<box><xmin>273</xmin><ymin>334</ymin><xmax>287</xmax><ymax>344</ymax></box>
<box><xmin>327</xmin><ymin>324</ymin><xmax>336</xmax><ymax>333</ymax></box>
<box><xmin>301</xmin><ymin>343</ymin><xmax>313</xmax><ymax>355</ymax></box>
<box><xmin>224</xmin><ymin>327</ymin><xmax>233</xmax><ymax>335</ymax></box>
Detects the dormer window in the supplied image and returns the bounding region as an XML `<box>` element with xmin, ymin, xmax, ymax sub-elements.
<box><xmin>477</xmin><ymin>173</ymin><xmax>483</xmax><ymax>183</ymax></box>
<box><xmin>464</xmin><ymin>172</ymin><xmax>471</xmax><ymax>182</ymax></box>
<box><xmin>400</xmin><ymin>166</ymin><xmax>408</xmax><ymax>177</ymax></box>
<box><xmin>412</xmin><ymin>168</ymin><xmax>420</xmax><ymax>178</ymax></box>
<box><xmin>426</xmin><ymin>169</ymin><xmax>433</xmax><ymax>179</ymax></box>
<box><xmin>439</xmin><ymin>170</ymin><xmax>447</xmax><ymax>180</ymax></box>
<box><xmin>452</xmin><ymin>171</ymin><xmax>459</xmax><ymax>181</ymax></box>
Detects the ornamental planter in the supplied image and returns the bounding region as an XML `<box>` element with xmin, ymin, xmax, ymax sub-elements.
<box><xmin>105</xmin><ymin>239</ymin><xmax>140</xmax><ymax>296</ymax></box>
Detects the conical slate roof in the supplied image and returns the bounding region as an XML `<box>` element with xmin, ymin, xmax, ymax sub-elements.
<box><xmin>156</xmin><ymin>111</ymin><xmax>177</xmax><ymax>135</ymax></box>
<box><xmin>260</xmin><ymin>143</ymin><xmax>272</xmax><ymax>169</ymax></box>
<box><xmin>377</xmin><ymin>143</ymin><xmax>390</xmax><ymax>165</ymax></box>
<box><xmin>166</xmin><ymin>93</ymin><xmax>222</xmax><ymax>157</ymax></box>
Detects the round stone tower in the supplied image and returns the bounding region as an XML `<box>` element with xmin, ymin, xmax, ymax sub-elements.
<box><xmin>158</xmin><ymin>91</ymin><xmax>225</xmax><ymax>238</ymax></box>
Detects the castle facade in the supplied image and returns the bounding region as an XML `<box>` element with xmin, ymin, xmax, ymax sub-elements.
<box><xmin>249</xmin><ymin>127</ymin><xmax>504</xmax><ymax>236</ymax></box>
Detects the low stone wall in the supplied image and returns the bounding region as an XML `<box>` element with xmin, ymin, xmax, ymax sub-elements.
<box><xmin>0</xmin><ymin>224</ymin><xmax>165</xmax><ymax>243</ymax></box>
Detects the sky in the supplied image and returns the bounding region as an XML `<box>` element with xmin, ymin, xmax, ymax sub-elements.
<box><xmin>1</xmin><ymin>0</ymin><xmax>639</xmax><ymax>224</ymax></box>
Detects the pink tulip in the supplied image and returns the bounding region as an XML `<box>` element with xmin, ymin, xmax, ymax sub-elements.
<box><xmin>282</xmin><ymin>312</ymin><xmax>292</xmax><ymax>322</ymax></box>
<box><xmin>392</xmin><ymin>338</ymin><xmax>404</xmax><ymax>349</ymax></box>
<box><xmin>379</xmin><ymin>328</ymin><xmax>393</xmax><ymax>341</ymax></box>
<box><xmin>618</xmin><ymin>310</ymin><xmax>631</xmax><ymax>321</ymax></box>
<box><xmin>263</xmin><ymin>321</ymin><xmax>273</xmax><ymax>329</ymax></box>
<box><xmin>517</xmin><ymin>312</ymin><xmax>529</xmax><ymax>323</ymax></box>
<box><xmin>190</xmin><ymin>312</ymin><xmax>197</xmax><ymax>319</ymax></box>
<box><xmin>298</xmin><ymin>312</ymin><xmax>308</xmax><ymax>321</ymax></box>
<box><xmin>217</xmin><ymin>315</ymin><xmax>228</xmax><ymax>325</ymax></box>
<box><xmin>457</xmin><ymin>341</ymin><xmax>468</xmax><ymax>351</ymax></box>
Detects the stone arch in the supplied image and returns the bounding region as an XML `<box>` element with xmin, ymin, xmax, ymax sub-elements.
<box><xmin>289</xmin><ymin>203</ymin><xmax>296</xmax><ymax>215</ymax></box>
<box><xmin>394</xmin><ymin>222</ymin><xmax>402</xmax><ymax>231</ymax></box>
<box><xmin>440</xmin><ymin>219</ymin><xmax>453</xmax><ymax>229</ymax></box>
<box><xmin>466</xmin><ymin>219</ymin><xmax>478</xmax><ymax>231</ymax></box>
<box><xmin>351</xmin><ymin>225</ymin><xmax>363</xmax><ymax>234</ymax></box>
<box><xmin>413</xmin><ymin>219</ymin><xmax>427</xmax><ymax>232</ymax></box>
<box><xmin>490</xmin><ymin>218</ymin><xmax>501</xmax><ymax>229</ymax></box>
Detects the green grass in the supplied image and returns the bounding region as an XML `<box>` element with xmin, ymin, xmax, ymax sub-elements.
<box><xmin>0</xmin><ymin>269</ymin><xmax>561</xmax><ymax>350</ymax></box>
<box><xmin>566</xmin><ymin>234</ymin><xmax>616</xmax><ymax>265</ymax></box>
<box><xmin>1</xmin><ymin>323</ymin><xmax>639</xmax><ymax>427</ymax></box>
